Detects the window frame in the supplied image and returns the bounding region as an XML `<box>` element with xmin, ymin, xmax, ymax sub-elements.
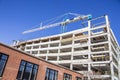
<box><xmin>63</xmin><ymin>73</ymin><xmax>72</xmax><ymax>80</ymax></box>
<box><xmin>0</xmin><ymin>52</ymin><xmax>9</xmax><ymax>77</ymax></box>
<box><xmin>45</xmin><ymin>68</ymin><xmax>58</xmax><ymax>80</ymax></box>
<box><xmin>16</xmin><ymin>60</ymin><xmax>39</xmax><ymax>80</ymax></box>
<box><xmin>76</xmin><ymin>76</ymin><xmax>82</xmax><ymax>80</ymax></box>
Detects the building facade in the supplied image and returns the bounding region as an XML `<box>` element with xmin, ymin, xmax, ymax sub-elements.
<box><xmin>14</xmin><ymin>15</ymin><xmax>120</xmax><ymax>80</ymax></box>
<box><xmin>0</xmin><ymin>42</ymin><xmax>83</xmax><ymax>80</ymax></box>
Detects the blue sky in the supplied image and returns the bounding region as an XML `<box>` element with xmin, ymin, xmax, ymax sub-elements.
<box><xmin>0</xmin><ymin>0</ymin><xmax>120</xmax><ymax>45</ymax></box>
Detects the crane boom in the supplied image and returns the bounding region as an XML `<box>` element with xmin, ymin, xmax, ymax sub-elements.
<box><xmin>22</xmin><ymin>14</ymin><xmax>92</xmax><ymax>34</ymax></box>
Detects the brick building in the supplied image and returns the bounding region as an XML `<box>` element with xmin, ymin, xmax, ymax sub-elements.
<box><xmin>0</xmin><ymin>42</ymin><xmax>83</xmax><ymax>80</ymax></box>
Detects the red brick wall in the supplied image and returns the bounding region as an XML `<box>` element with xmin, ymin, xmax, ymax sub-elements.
<box><xmin>0</xmin><ymin>44</ymin><xmax>83</xmax><ymax>80</ymax></box>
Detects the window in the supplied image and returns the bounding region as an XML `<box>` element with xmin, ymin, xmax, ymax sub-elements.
<box><xmin>16</xmin><ymin>60</ymin><xmax>38</xmax><ymax>80</ymax></box>
<box><xmin>76</xmin><ymin>77</ymin><xmax>82</xmax><ymax>80</ymax></box>
<box><xmin>0</xmin><ymin>53</ymin><xmax>8</xmax><ymax>77</ymax></box>
<box><xmin>63</xmin><ymin>73</ymin><xmax>72</xmax><ymax>80</ymax></box>
<box><xmin>45</xmin><ymin>68</ymin><xmax>58</xmax><ymax>80</ymax></box>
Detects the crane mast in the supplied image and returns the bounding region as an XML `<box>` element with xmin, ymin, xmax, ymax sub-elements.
<box><xmin>22</xmin><ymin>13</ymin><xmax>92</xmax><ymax>34</ymax></box>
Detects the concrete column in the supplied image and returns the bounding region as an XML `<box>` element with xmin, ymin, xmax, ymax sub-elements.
<box><xmin>46</xmin><ymin>39</ymin><xmax>50</xmax><ymax>61</ymax></box>
<box><xmin>110</xmin><ymin>62</ymin><xmax>114</xmax><ymax>80</ymax></box>
<box><xmin>118</xmin><ymin>48</ymin><xmax>120</xmax><ymax>80</ymax></box>
<box><xmin>30</xmin><ymin>42</ymin><xmax>34</xmax><ymax>55</ymax></box>
<box><xmin>70</xmin><ymin>34</ymin><xmax>74</xmax><ymax>70</ymax></box>
<box><xmin>57</xmin><ymin>36</ymin><xmax>61</xmax><ymax>61</ymax></box>
<box><xmin>88</xmin><ymin>20</ymin><xmax>91</xmax><ymax>80</ymax></box>
<box><xmin>105</xmin><ymin>15</ymin><xmax>114</xmax><ymax>80</ymax></box>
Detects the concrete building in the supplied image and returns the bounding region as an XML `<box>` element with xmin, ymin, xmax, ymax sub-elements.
<box><xmin>14</xmin><ymin>15</ymin><xmax>120</xmax><ymax>80</ymax></box>
<box><xmin>0</xmin><ymin>42</ymin><xmax>83</xmax><ymax>80</ymax></box>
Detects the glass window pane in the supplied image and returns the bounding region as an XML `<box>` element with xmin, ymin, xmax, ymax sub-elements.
<box><xmin>70</xmin><ymin>75</ymin><xmax>72</xmax><ymax>80</ymax></box>
<box><xmin>34</xmin><ymin>65</ymin><xmax>38</xmax><ymax>69</ymax></box>
<box><xmin>23</xmin><ymin>66</ymin><xmax>32</xmax><ymax>80</ymax></box>
<box><xmin>76</xmin><ymin>77</ymin><xmax>81</xmax><ymax>80</ymax></box>
<box><xmin>1</xmin><ymin>55</ymin><xmax>8</xmax><ymax>60</ymax></box>
<box><xmin>31</xmin><ymin>69</ymin><xmax>37</xmax><ymax>80</ymax></box>
<box><xmin>0</xmin><ymin>53</ymin><xmax>8</xmax><ymax>77</ymax></box>
<box><xmin>49</xmin><ymin>70</ymin><xmax>54</xmax><ymax>80</ymax></box>
<box><xmin>0</xmin><ymin>60</ymin><xmax>6</xmax><ymax>76</ymax></box>
<box><xmin>64</xmin><ymin>73</ymin><xmax>72</xmax><ymax>80</ymax></box>
<box><xmin>16</xmin><ymin>65</ymin><xmax>24</xmax><ymax>79</ymax></box>
<box><xmin>54</xmin><ymin>71</ymin><xmax>58</xmax><ymax>80</ymax></box>
<box><xmin>21</xmin><ymin>61</ymin><xmax>26</xmax><ymax>65</ymax></box>
<box><xmin>45</xmin><ymin>68</ymin><xmax>58</xmax><ymax>80</ymax></box>
<box><xmin>45</xmin><ymin>68</ymin><xmax>49</xmax><ymax>80</ymax></box>
<box><xmin>27</xmin><ymin>62</ymin><xmax>33</xmax><ymax>67</ymax></box>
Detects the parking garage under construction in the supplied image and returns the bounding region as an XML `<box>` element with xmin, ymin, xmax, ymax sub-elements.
<box><xmin>14</xmin><ymin>15</ymin><xmax>120</xmax><ymax>80</ymax></box>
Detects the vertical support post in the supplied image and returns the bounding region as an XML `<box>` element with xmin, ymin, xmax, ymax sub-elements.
<box><xmin>70</xmin><ymin>34</ymin><xmax>74</xmax><ymax>70</ymax></box>
<box><xmin>24</xmin><ymin>44</ymin><xmax>27</xmax><ymax>51</ymax></box>
<box><xmin>105</xmin><ymin>15</ymin><xmax>114</xmax><ymax>80</ymax></box>
<box><xmin>118</xmin><ymin>49</ymin><xmax>120</xmax><ymax>80</ymax></box>
<box><xmin>88</xmin><ymin>20</ymin><xmax>91</xmax><ymax>80</ymax></box>
<box><xmin>105</xmin><ymin>15</ymin><xmax>109</xmax><ymax>27</ymax></box>
<box><xmin>57</xmin><ymin>36</ymin><xmax>61</xmax><ymax>61</ymax></box>
<box><xmin>57</xmin><ymin>36</ymin><xmax>62</xmax><ymax>61</ymax></box>
<box><xmin>38</xmin><ymin>41</ymin><xmax>41</xmax><ymax>57</ymax></box>
<box><xmin>46</xmin><ymin>39</ymin><xmax>50</xmax><ymax>61</ymax></box>
<box><xmin>30</xmin><ymin>42</ymin><xmax>34</xmax><ymax>55</ymax></box>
